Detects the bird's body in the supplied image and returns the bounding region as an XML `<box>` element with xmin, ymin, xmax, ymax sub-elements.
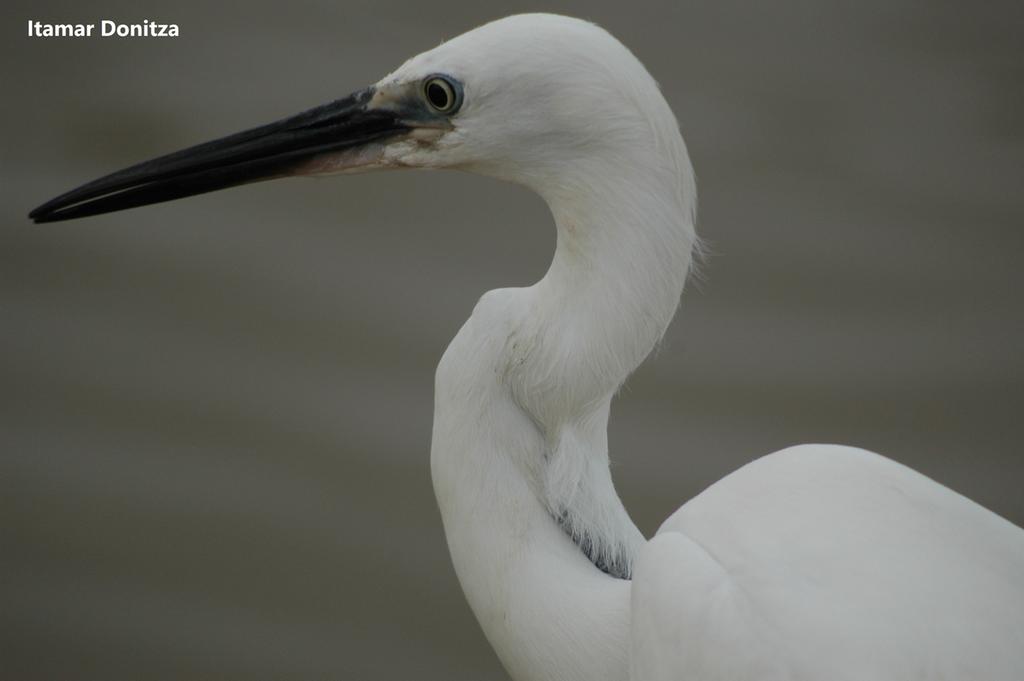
<box><xmin>31</xmin><ymin>12</ymin><xmax>1024</xmax><ymax>680</ymax></box>
<box><xmin>633</xmin><ymin>445</ymin><xmax>1024</xmax><ymax>680</ymax></box>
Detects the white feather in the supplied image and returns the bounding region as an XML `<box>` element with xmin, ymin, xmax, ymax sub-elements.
<box><xmin>368</xmin><ymin>13</ymin><xmax>1024</xmax><ymax>681</ymax></box>
<box><xmin>632</xmin><ymin>445</ymin><xmax>1024</xmax><ymax>680</ymax></box>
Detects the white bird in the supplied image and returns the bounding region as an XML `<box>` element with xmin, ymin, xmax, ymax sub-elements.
<box><xmin>31</xmin><ymin>13</ymin><xmax>1024</xmax><ymax>681</ymax></box>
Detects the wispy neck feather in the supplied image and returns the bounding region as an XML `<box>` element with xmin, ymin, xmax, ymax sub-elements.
<box><xmin>509</xmin><ymin>126</ymin><xmax>698</xmax><ymax>577</ymax></box>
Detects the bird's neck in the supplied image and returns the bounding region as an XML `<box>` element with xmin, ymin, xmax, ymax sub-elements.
<box><xmin>523</xmin><ymin>170</ymin><xmax>697</xmax><ymax>572</ymax></box>
<box><xmin>431</xmin><ymin>151</ymin><xmax>696</xmax><ymax>681</ymax></box>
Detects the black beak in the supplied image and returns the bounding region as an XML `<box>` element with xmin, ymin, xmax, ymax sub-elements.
<box><xmin>29</xmin><ymin>86</ymin><xmax>409</xmax><ymax>223</ymax></box>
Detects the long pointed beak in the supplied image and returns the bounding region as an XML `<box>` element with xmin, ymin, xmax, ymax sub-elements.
<box><xmin>29</xmin><ymin>86</ymin><xmax>410</xmax><ymax>223</ymax></box>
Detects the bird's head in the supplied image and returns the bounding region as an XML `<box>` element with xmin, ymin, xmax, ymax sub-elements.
<box><xmin>30</xmin><ymin>13</ymin><xmax>683</xmax><ymax>222</ymax></box>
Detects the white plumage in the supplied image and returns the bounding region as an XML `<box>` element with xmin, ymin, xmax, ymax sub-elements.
<box><xmin>632</xmin><ymin>446</ymin><xmax>1024</xmax><ymax>680</ymax></box>
<box><xmin>402</xmin><ymin>14</ymin><xmax>1024</xmax><ymax>681</ymax></box>
<box><xmin>32</xmin><ymin>12</ymin><xmax>1024</xmax><ymax>681</ymax></box>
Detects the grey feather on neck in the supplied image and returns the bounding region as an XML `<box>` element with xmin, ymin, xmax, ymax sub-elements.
<box><xmin>555</xmin><ymin>508</ymin><xmax>634</xmax><ymax>579</ymax></box>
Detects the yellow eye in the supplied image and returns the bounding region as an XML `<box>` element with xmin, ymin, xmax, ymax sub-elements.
<box><xmin>423</xmin><ymin>76</ymin><xmax>461</xmax><ymax>114</ymax></box>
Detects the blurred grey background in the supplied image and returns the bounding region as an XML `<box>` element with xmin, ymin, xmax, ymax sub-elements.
<box><xmin>3</xmin><ymin>0</ymin><xmax>1022</xmax><ymax>679</ymax></box>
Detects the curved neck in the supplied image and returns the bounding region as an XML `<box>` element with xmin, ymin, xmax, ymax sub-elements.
<box><xmin>537</xmin><ymin>163</ymin><xmax>696</xmax><ymax>401</ymax></box>
<box><xmin>520</xmin><ymin>158</ymin><xmax>697</xmax><ymax>575</ymax></box>
<box><xmin>431</xmin><ymin>136</ymin><xmax>696</xmax><ymax>681</ymax></box>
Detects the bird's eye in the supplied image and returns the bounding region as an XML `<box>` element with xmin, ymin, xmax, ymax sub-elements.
<box><xmin>423</xmin><ymin>76</ymin><xmax>461</xmax><ymax>114</ymax></box>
